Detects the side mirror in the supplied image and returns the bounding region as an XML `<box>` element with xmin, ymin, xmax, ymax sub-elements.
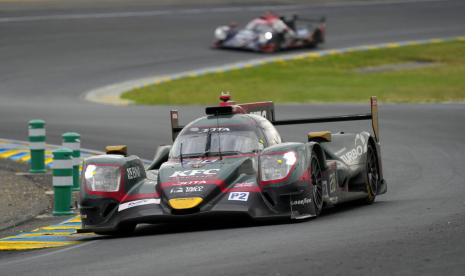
<box><xmin>105</xmin><ymin>145</ymin><xmax>127</xmax><ymax>156</ymax></box>
<box><xmin>308</xmin><ymin>131</ymin><xmax>331</xmax><ymax>143</ymax></box>
<box><xmin>147</xmin><ymin>145</ymin><xmax>172</xmax><ymax>170</ymax></box>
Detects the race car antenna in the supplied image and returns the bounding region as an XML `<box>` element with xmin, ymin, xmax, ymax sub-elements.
<box><xmin>216</xmin><ymin>112</ymin><xmax>223</xmax><ymax>160</ymax></box>
<box><xmin>179</xmin><ymin>142</ymin><xmax>184</xmax><ymax>165</ymax></box>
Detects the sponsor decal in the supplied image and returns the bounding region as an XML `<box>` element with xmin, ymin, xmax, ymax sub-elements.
<box><xmin>170</xmin><ymin>187</ymin><xmax>184</xmax><ymax>194</ymax></box>
<box><xmin>177</xmin><ymin>180</ymin><xmax>207</xmax><ymax>185</ymax></box>
<box><xmin>329</xmin><ymin>173</ymin><xmax>337</xmax><ymax>193</ymax></box>
<box><xmin>118</xmin><ymin>198</ymin><xmax>160</xmax><ymax>212</ymax></box>
<box><xmin>188</xmin><ymin>159</ymin><xmax>218</xmax><ymax>168</ymax></box>
<box><xmin>340</xmin><ymin>147</ymin><xmax>363</xmax><ymax>164</ymax></box>
<box><xmin>233</xmin><ymin>182</ymin><xmax>255</xmax><ymax>188</ymax></box>
<box><xmin>228</xmin><ymin>192</ymin><xmax>249</xmax><ymax>201</ymax></box>
<box><xmin>249</xmin><ymin>110</ymin><xmax>268</xmax><ymax>118</ymax></box>
<box><xmin>338</xmin><ymin>134</ymin><xmax>368</xmax><ymax>164</ymax></box>
<box><xmin>127</xmin><ymin>166</ymin><xmax>141</xmax><ymax>180</ymax></box>
<box><xmin>186</xmin><ymin>186</ymin><xmax>204</xmax><ymax>192</ymax></box>
<box><xmin>201</xmin><ymin>127</ymin><xmax>230</xmax><ymax>133</ymax></box>
<box><xmin>322</xmin><ymin>180</ymin><xmax>328</xmax><ymax>197</ymax></box>
<box><xmin>290</xmin><ymin>197</ymin><xmax>312</xmax><ymax>206</ymax></box>
<box><xmin>170</xmin><ymin>169</ymin><xmax>220</xmax><ymax>178</ymax></box>
<box><xmin>334</xmin><ymin>147</ymin><xmax>347</xmax><ymax>156</ymax></box>
<box><xmin>170</xmin><ymin>186</ymin><xmax>205</xmax><ymax>193</ymax></box>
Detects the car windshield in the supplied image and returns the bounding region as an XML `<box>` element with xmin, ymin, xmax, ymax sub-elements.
<box><xmin>170</xmin><ymin>130</ymin><xmax>260</xmax><ymax>158</ymax></box>
<box><xmin>245</xmin><ymin>19</ymin><xmax>273</xmax><ymax>33</ymax></box>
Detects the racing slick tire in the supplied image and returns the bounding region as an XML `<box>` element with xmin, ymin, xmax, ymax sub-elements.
<box><xmin>311</xmin><ymin>154</ymin><xmax>324</xmax><ymax>216</ymax></box>
<box><xmin>364</xmin><ymin>144</ymin><xmax>379</xmax><ymax>204</ymax></box>
<box><xmin>308</xmin><ymin>29</ymin><xmax>324</xmax><ymax>48</ymax></box>
<box><xmin>94</xmin><ymin>223</ymin><xmax>137</xmax><ymax>236</ymax></box>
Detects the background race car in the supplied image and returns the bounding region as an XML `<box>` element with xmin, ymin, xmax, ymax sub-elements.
<box><xmin>213</xmin><ymin>13</ymin><xmax>325</xmax><ymax>53</ymax></box>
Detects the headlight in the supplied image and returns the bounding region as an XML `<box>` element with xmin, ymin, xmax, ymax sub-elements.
<box><xmin>214</xmin><ymin>26</ymin><xmax>229</xmax><ymax>40</ymax></box>
<box><xmin>264</xmin><ymin>32</ymin><xmax>273</xmax><ymax>40</ymax></box>
<box><xmin>259</xmin><ymin>32</ymin><xmax>273</xmax><ymax>44</ymax></box>
<box><xmin>260</xmin><ymin>151</ymin><xmax>297</xmax><ymax>182</ymax></box>
<box><xmin>84</xmin><ymin>164</ymin><xmax>121</xmax><ymax>192</ymax></box>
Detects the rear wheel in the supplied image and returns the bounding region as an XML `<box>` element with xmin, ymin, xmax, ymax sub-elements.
<box><xmin>365</xmin><ymin>144</ymin><xmax>380</xmax><ymax>204</ymax></box>
<box><xmin>308</xmin><ymin>30</ymin><xmax>323</xmax><ymax>48</ymax></box>
<box><xmin>311</xmin><ymin>155</ymin><xmax>324</xmax><ymax>216</ymax></box>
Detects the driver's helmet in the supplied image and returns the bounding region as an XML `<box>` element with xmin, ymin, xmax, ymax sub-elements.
<box><xmin>261</xmin><ymin>11</ymin><xmax>279</xmax><ymax>21</ymax></box>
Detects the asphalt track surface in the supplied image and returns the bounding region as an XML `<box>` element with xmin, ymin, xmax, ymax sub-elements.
<box><xmin>1</xmin><ymin>0</ymin><xmax>465</xmax><ymax>275</ymax></box>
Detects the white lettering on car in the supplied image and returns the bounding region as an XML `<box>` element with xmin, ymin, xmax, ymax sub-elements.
<box><xmin>180</xmin><ymin>180</ymin><xmax>207</xmax><ymax>185</ymax></box>
<box><xmin>228</xmin><ymin>192</ymin><xmax>249</xmax><ymax>201</ymax></box>
<box><xmin>166</xmin><ymin>180</ymin><xmax>208</xmax><ymax>186</ymax></box>
<box><xmin>169</xmin><ymin>169</ymin><xmax>220</xmax><ymax>178</ymax></box>
<box><xmin>170</xmin><ymin>187</ymin><xmax>184</xmax><ymax>193</ymax></box>
<box><xmin>334</xmin><ymin>147</ymin><xmax>347</xmax><ymax>156</ymax></box>
<box><xmin>249</xmin><ymin>110</ymin><xmax>268</xmax><ymax>118</ymax></box>
<box><xmin>329</xmin><ymin>172</ymin><xmax>337</xmax><ymax>193</ymax></box>
<box><xmin>340</xmin><ymin>146</ymin><xmax>363</xmax><ymax>164</ymax></box>
<box><xmin>201</xmin><ymin>127</ymin><xmax>230</xmax><ymax>133</ymax></box>
<box><xmin>290</xmin><ymin>197</ymin><xmax>312</xmax><ymax>206</ymax></box>
<box><xmin>170</xmin><ymin>171</ymin><xmax>187</xmax><ymax>177</ymax></box>
<box><xmin>339</xmin><ymin>134</ymin><xmax>368</xmax><ymax>164</ymax></box>
<box><xmin>233</xmin><ymin>182</ymin><xmax>255</xmax><ymax>188</ymax></box>
<box><xmin>127</xmin><ymin>166</ymin><xmax>141</xmax><ymax>180</ymax></box>
<box><xmin>186</xmin><ymin>186</ymin><xmax>204</xmax><ymax>192</ymax></box>
<box><xmin>187</xmin><ymin>159</ymin><xmax>217</xmax><ymax>165</ymax></box>
<box><xmin>118</xmin><ymin>199</ymin><xmax>160</xmax><ymax>212</ymax></box>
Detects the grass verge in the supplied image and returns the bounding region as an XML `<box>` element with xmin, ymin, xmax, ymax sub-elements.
<box><xmin>122</xmin><ymin>40</ymin><xmax>465</xmax><ymax>105</ymax></box>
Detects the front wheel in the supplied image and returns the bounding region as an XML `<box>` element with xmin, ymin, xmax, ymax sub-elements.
<box><xmin>311</xmin><ymin>155</ymin><xmax>324</xmax><ymax>216</ymax></box>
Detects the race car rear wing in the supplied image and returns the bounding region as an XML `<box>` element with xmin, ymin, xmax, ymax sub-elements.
<box><xmin>271</xmin><ymin>96</ymin><xmax>380</xmax><ymax>142</ymax></box>
<box><xmin>294</xmin><ymin>15</ymin><xmax>326</xmax><ymax>23</ymax></box>
<box><xmin>170</xmin><ymin>96</ymin><xmax>379</xmax><ymax>142</ymax></box>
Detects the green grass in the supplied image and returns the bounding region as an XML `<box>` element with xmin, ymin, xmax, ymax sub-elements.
<box><xmin>122</xmin><ymin>41</ymin><xmax>465</xmax><ymax>105</ymax></box>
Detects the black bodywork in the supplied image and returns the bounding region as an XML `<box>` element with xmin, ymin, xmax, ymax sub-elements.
<box><xmin>79</xmin><ymin>96</ymin><xmax>386</xmax><ymax>234</ymax></box>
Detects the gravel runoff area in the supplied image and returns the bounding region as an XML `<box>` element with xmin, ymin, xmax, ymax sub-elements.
<box><xmin>0</xmin><ymin>159</ymin><xmax>75</xmax><ymax>239</ymax></box>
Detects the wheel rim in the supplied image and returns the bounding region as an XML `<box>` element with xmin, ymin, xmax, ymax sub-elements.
<box><xmin>367</xmin><ymin>147</ymin><xmax>379</xmax><ymax>196</ymax></box>
<box><xmin>311</xmin><ymin>156</ymin><xmax>323</xmax><ymax>211</ymax></box>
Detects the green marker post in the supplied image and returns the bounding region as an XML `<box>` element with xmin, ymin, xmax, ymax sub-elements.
<box><xmin>28</xmin><ymin>119</ymin><xmax>46</xmax><ymax>173</ymax></box>
<box><xmin>62</xmin><ymin>132</ymin><xmax>81</xmax><ymax>191</ymax></box>
<box><xmin>52</xmin><ymin>148</ymin><xmax>74</xmax><ymax>216</ymax></box>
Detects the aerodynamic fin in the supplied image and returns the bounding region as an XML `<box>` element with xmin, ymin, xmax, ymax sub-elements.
<box><xmin>169</xmin><ymin>95</ymin><xmax>379</xmax><ymax>142</ymax></box>
<box><xmin>272</xmin><ymin>96</ymin><xmax>380</xmax><ymax>141</ymax></box>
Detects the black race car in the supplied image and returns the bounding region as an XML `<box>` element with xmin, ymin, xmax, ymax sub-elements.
<box><xmin>79</xmin><ymin>94</ymin><xmax>386</xmax><ymax>235</ymax></box>
<box><xmin>212</xmin><ymin>13</ymin><xmax>325</xmax><ymax>53</ymax></box>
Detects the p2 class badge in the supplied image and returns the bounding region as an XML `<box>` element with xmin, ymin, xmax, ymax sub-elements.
<box><xmin>228</xmin><ymin>192</ymin><xmax>249</xmax><ymax>201</ymax></box>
